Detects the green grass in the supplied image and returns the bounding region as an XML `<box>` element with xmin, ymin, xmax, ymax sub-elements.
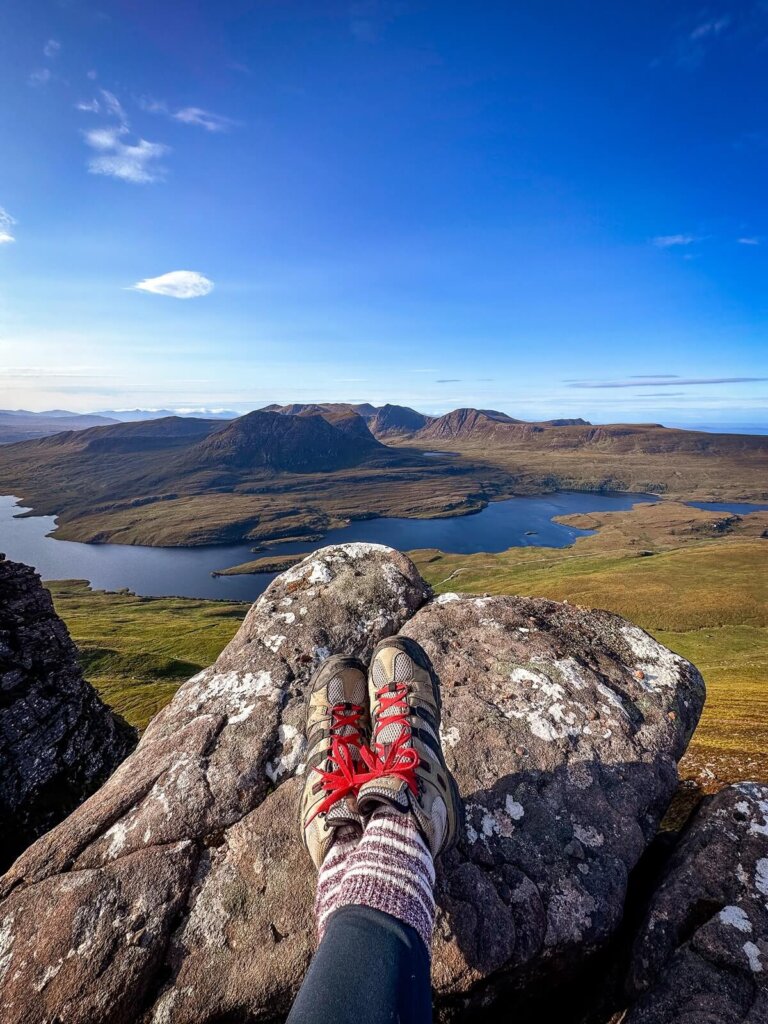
<box><xmin>47</xmin><ymin>580</ymin><xmax>247</xmax><ymax>731</ymax></box>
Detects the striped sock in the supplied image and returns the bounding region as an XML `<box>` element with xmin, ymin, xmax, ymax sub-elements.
<box><xmin>330</xmin><ymin>808</ymin><xmax>436</xmax><ymax>953</ymax></box>
<box><xmin>315</xmin><ymin>831</ymin><xmax>360</xmax><ymax>940</ymax></box>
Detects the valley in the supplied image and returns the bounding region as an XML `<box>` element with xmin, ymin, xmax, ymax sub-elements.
<box><xmin>0</xmin><ymin>403</ymin><xmax>765</xmax><ymax>548</ymax></box>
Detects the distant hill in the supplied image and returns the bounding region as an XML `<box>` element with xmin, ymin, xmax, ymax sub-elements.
<box><xmin>264</xmin><ymin>401</ymin><xmax>432</xmax><ymax>439</ymax></box>
<box><xmin>0</xmin><ymin>410</ymin><xmax>118</xmax><ymax>444</ymax></box>
<box><xmin>187</xmin><ymin>410</ymin><xmax>385</xmax><ymax>472</ymax></box>
<box><xmin>367</xmin><ymin>404</ymin><xmax>433</xmax><ymax>438</ymax></box>
<box><xmin>98</xmin><ymin>409</ymin><xmax>239</xmax><ymax>422</ymax></box>
<box><xmin>412</xmin><ymin>409</ymin><xmax>766</xmax><ymax>456</ymax></box>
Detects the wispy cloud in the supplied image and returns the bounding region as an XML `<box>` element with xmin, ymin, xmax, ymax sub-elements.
<box><xmin>689</xmin><ymin>16</ymin><xmax>731</xmax><ymax>41</ymax></box>
<box><xmin>100</xmin><ymin>89</ymin><xmax>127</xmax><ymax>122</ymax></box>
<box><xmin>652</xmin><ymin>234</ymin><xmax>698</xmax><ymax>247</ymax></box>
<box><xmin>43</xmin><ymin>39</ymin><xmax>61</xmax><ymax>58</ymax></box>
<box><xmin>0</xmin><ymin>208</ymin><xmax>16</xmax><ymax>245</ymax></box>
<box><xmin>78</xmin><ymin>89</ymin><xmax>168</xmax><ymax>184</ymax></box>
<box><xmin>85</xmin><ymin>127</ymin><xmax>168</xmax><ymax>184</ymax></box>
<box><xmin>173</xmin><ymin>106</ymin><xmax>235</xmax><ymax>132</ymax></box>
<box><xmin>28</xmin><ymin>68</ymin><xmax>51</xmax><ymax>87</ymax></box>
<box><xmin>738</xmin><ymin>236</ymin><xmax>760</xmax><ymax>245</ymax></box>
<box><xmin>628</xmin><ymin>374</ymin><xmax>679</xmax><ymax>379</ymax></box>
<box><xmin>568</xmin><ymin>377</ymin><xmax>768</xmax><ymax>389</ymax></box>
<box><xmin>131</xmin><ymin>271</ymin><xmax>214</xmax><ymax>299</ymax></box>
<box><xmin>436</xmin><ymin>378</ymin><xmax>462</xmax><ymax>383</ymax></box>
<box><xmin>141</xmin><ymin>98</ymin><xmax>236</xmax><ymax>132</ymax></box>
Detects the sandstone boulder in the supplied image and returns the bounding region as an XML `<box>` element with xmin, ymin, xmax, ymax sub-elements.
<box><xmin>0</xmin><ymin>544</ymin><xmax>705</xmax><ymax>1023</ymax></box>
<box><xmin>626</xmin><ymin>782</ymin><xmax>768</xmax><ymax>1023</ymax></box>
<box><xmin>0</xmin><ymin>555</ymin><xmax>135</xmax><ymax>870</ymax></box>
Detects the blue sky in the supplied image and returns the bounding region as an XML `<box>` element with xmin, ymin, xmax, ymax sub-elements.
<box><xmin>1</xmin><ymin>1</ymin><xmax>767</xmax><ymax>429</ymax></box>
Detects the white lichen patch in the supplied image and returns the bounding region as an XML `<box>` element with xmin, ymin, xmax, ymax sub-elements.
<box><xmin>0</xmin><ymin>913</ymin><xmax>16</xmax><ymax>985</ymax></box>
<box><xmin>744</xmin><ymin>940</ymin><xmax>763</xmax><ymax>972</ymax></box>
<box><xmin>505</xmin><ymin>796</ymin><xmax>524</xmax><ymax>820</ymax></box>
<box><xmin>573</xmin><ymin>824</ymin><xmax>605</xmax><ymax>848</ymax></box>
<box><xmin>184</xmin><ymin>670</ymin><xmax>283</xmax><ymax>720</ymax></box>
<box><xmin>620</xmin><ymin>624</ymin><xmax>684</xmax><ymax>691</ymax></box>
<box><xmin>750</xmin><ymin>800</ymin><xmax>768</xmax><ymax>838</ymax></box>
<box><xmin>266</xmin><ymin>724</ymin><xmax>306</xmax><ymax>783</ymax></box>
<box><xmin>331</xmin><ymin>542</ymin><xmax>393</xmax><ymax>559</ymax></box>
<box><xmin>440</xmin><ymin>724</ymin><xmax>461</xmax><ymax>748</ymax></box>
<box><xmin>437</xmin><ymin>592</ymin><xmax>460</xmax><ymax>604</ymax></box>
<box><xmin>481</xmin><ymin>813</ymin><xmax>500</xmax><ymax>837</ymax></box>
<box><xmin>309</xmin><ymin>561</ymin><xmax>333</xmax><ymax>585</ymax></box>
<box><xmin>755</xmin><ymin>858</ymin><xmax>768</xmax><ymax>896</ymax></box>
<box><xmin>553</xmin><ymin>656</ymin><xmax>586</xmax><ymax>691</ymax></box>
<box><xmin>720</xmin><ymin>906</ymin><xmax>752</xmax><ymax>933</ymax></box>
<box><xmin>263</xmin><ymin>634</ymin><xmax>286</xmax><ymax>653</ymax></box>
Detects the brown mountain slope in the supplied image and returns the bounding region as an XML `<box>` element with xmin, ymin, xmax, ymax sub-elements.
<box><xmin>186</xmin><ymin>410</ymin><xmax>384</xmax><ymax>472</ymax></box>
<box><xmin>263</xmin><ymin>401</ymin><xmax>432</xmax><ymax>438</ymax></box>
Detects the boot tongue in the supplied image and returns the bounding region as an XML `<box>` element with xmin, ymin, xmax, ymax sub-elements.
<box><xmin>325</xmin><ymin>795</ymin><xmax>361</xmax><ymax>830</ymax></box>
<box><xmin>358</xmin><ymin>775</ymin><xmax>410</xmax><ymax>816</ymax></box>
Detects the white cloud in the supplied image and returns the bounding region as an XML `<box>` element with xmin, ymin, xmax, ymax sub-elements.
<box><xmin>76</xmin><ymin>98</ymin><xmax>101</xmax><ymax>112</ymax></box>
<box><xmin>84</xmin><ymin>126</ymin><xmax>168</xmax><ymax>184</ymax></box>
<box><xmin>738</xmin><ymin>236</ymin><xmax>760</xmax><ymax>245</ymax></box>
<box><xmin>100</xmin><ymin>89</ymin><xmax>127</xmax><ymax>123</ymax></box>
<box><xmin>172</xmin><ymin>106</ymin><xmax>235</xmax><ymax>132</ymax></box>
<box><xmin>131</xmin><ymin>271</ymin><xmax>214</xmax><ymax>299</ymax></box>
<box><xmin>652</xmin><ymin>234</ymin><xmax>698</xmax><ymax>247</ymax></box>
<box><xmin>28</xmin><ymin>68</ymin><xmax>51</xmax><ymax>86</ymax></box>
<box><xmin>142</xmin><ymin>98</ymin><xmax>236</xmax><ymax>133</ymax></box>
<box><xmin>0</xmin><ymin>207</ymin><xmax>16</xmax><ymax>245</ymax></box>
<box><xmin>43</xmin><ymin>39</ymin><xmax>61</xmax><ymax>58</ymax></box>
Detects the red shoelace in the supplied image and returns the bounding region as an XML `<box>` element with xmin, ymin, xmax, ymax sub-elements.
<box><xmin>308</xmin><ymin>702</ymin><xmax>365</xmax><ymax>823</ymax></box>
<box><xmin>360</xmin><ymin>682</ymin><xmax>419</xmax><ymax>795</ymax></box>
<box><xmin>309</xmin><ymin>683</ymin><xmax>420</xmax><ymax>822</ymax></box>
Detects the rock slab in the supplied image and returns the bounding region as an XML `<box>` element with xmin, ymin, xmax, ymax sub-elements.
<box><xmin>626</xmin><ymin>782</ymin><xmax>768</xmax><ymax>1023</ymax></box>
<box><xmin>0</xmin><ymin>544</ymin><xmax>705</xmax><ymax>1023</ymax></box>
<box><xmin>0</xmin><ymin>555</ymin><xmax>136</xmax><ymax>870</ymax></box>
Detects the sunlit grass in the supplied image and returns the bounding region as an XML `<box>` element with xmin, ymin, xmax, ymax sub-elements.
<box><xmin>48</xmin><ymin>580</ymin><xmax>247</xmax><ymax>731</ymax></box>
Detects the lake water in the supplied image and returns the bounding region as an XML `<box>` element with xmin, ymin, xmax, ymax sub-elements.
<box><xmin>0</xmin><ymin>491</ymin><xmax>761</xmax><ymax>603</ymax></box>
<box><xmin>687</xmin><ymin>500</ymin><xmax>768</xmax><ymax>515</ymax></box>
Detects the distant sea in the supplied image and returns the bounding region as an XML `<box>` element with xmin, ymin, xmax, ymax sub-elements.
<box><xmin>670</xmin><ymin>424</ymin><xmax>768</xmax><ymax>435</ymax></box>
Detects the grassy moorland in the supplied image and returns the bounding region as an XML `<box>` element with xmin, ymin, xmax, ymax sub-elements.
<box><xmin>47</xmin><ymin>581</ymin><xmax>247</xmax><ymax>731</ymax></box>
<box><xmin>48</xmin><ymin>501</ymin><xmax>768</xmax><ymax>789</ymax></box>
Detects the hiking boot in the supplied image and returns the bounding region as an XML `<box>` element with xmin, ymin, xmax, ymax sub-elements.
<box><xmin>300</xmin><ymin>655</ymin><xmax>369</xmax><ymax>869</ymax></box>
<box><xmin>357</xmin><ymin>636</ymin><xmax>463</xmax><ymax>857</ymax></box>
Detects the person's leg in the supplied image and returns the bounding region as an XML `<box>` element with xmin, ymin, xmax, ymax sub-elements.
<box><xmin>290</xmin><ymin>807</ymin><xmax>435</xmax><ymax>1024</ymax></box>
<box><xmin>291</xmin><ymin>637</ymin><xmax>461</xmax><ymax>1024</ymax></box>
<box><xmin>286</xmin><ymin>903</ymin><xmax>431</xmax><ymax>1024</ymax></box>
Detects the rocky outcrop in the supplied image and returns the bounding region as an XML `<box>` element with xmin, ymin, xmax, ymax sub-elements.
<box><xmin>626</xmin><ymin>782</ymin><xmax>768</xmax><ymax>1023</ymax></box>
<box><xmin>0</xmin><ymin>544</ymin><xmax>705</xmax><ymax>1023</ymax></box>
<box><xmin>0</xmin><ymin>556</ymin><xmax>136</xmax><ymax>870</ymax></box>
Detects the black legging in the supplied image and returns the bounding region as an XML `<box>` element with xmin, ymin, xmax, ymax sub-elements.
<box><xmin>286</xmin><ymin>905</ymin><xmax>432</xmax><ymax>1024</ymax></box>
